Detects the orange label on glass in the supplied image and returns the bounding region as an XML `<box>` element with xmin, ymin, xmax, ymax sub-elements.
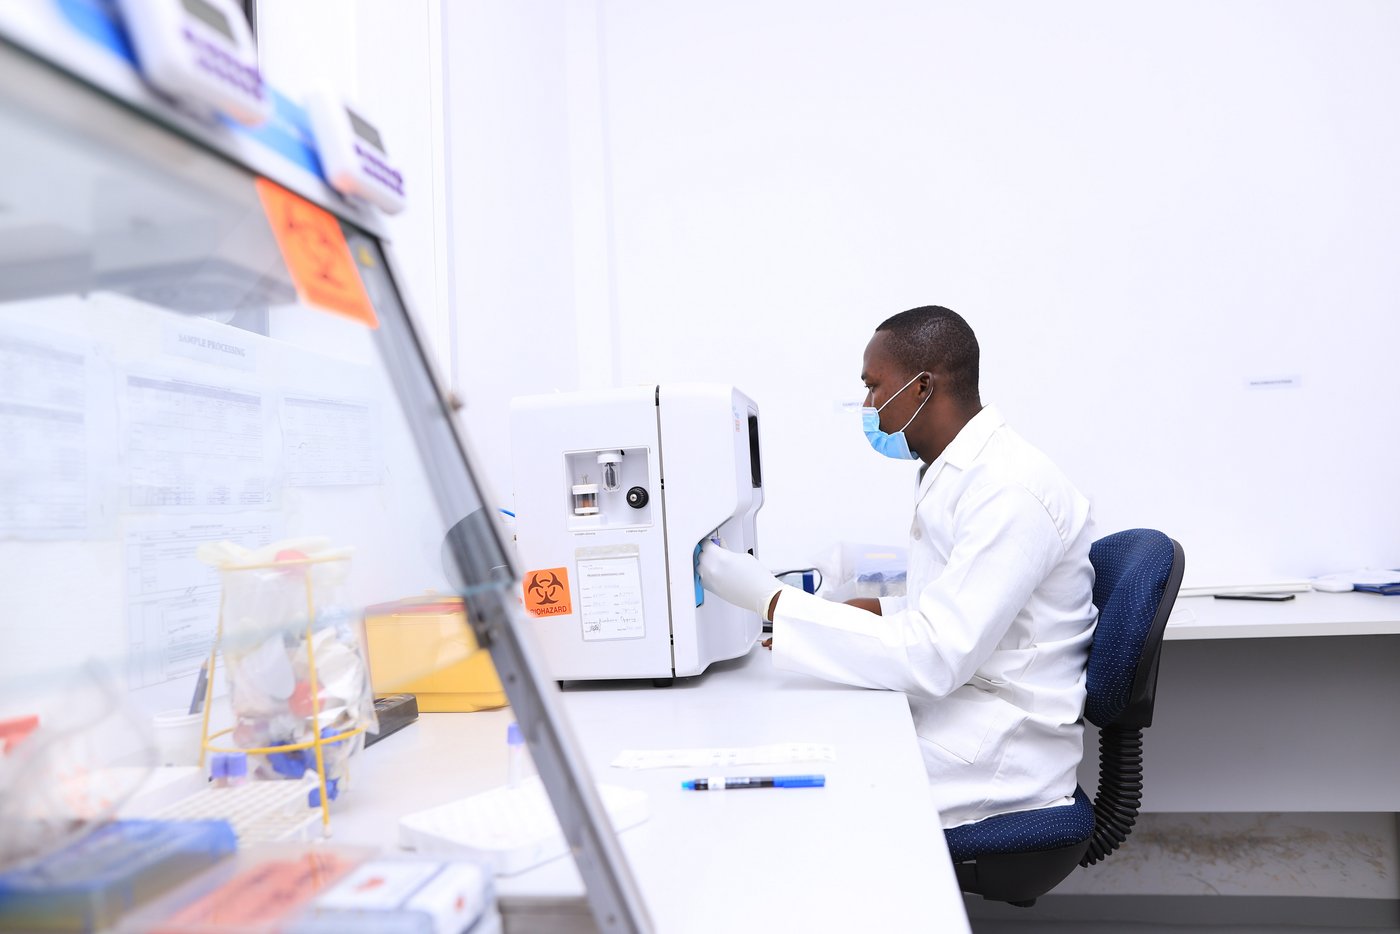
<box><xmin>154</xmin><ymin>852</ymin><xmax>356</xmax><ymax>930</ymax></box>
<box><xmin>523</xmin><ymin>567</ymin><xmax>572</xmax><ymax>617</ymax></box>
<box><xmin>255</xmin><ymin>178</ymin><xmax>378</xmax><ymax>328</ymax></box>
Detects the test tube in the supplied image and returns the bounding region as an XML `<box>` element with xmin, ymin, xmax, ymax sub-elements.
<box><xmin>210</xmin><ymin>753</ymin><xmax>227</xmax><ymax>789</ymax></box>
<box><xmin>225</xmin><ymin>752</ymin><xmax>247</xmax><ymax>787</ymax></box>
<box><xmin>507</xmin><ymin>721</ymin><xmax>527</xmax><ymax>788</ymax></box>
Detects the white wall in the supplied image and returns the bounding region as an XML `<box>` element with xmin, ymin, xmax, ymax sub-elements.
<box><xmin>256</xmin><ymin>1</ymin><xmax>450</xmax><ymax>378</ymax></box>
<box><xmin>580</xmin><ymin>0</ymin><xmax>1400</xmax><ymax>584</ymax></box>
<box><xmin>262</xmin><ymin>2</ymin><xmax>1400</xmax><ymax>585</ymax></box>
<box><xmin>354</xmin><ymin>1</ymin><xmax>451</xmax><ymax>378</ymax></box>
<box><xmin>441</xmin><ymin>0</ymin><xmax>581</xmax><ymax>506</ymax></box>
<box><xmin>258</xmin><ymin>0</ymin><xmax>580</xmax><ymax>508</ymax></box>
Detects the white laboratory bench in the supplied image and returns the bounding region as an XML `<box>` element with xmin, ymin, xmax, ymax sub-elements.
<box><xmin>1165</xmin><ymin>590</ymin><xmax>1400</xmax><ymax>640</ymax></box>
<box><xmin>334</xmin><ymin>646</ymin><xmax>970</xmax><ymax>933</ymax></box>
<box><xmin>1079</xmin><ymin>591</ymin><xmax>1400</xmax><ymax>813</ymax></box>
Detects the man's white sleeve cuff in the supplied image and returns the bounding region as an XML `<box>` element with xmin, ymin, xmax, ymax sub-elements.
<box><xmin>878</xmin><ymin>594</ymin><xmax>909</xmax><ymax>616</ymax></box>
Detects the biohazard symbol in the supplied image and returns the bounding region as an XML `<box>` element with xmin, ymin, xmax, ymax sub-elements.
<box><xmin>255</xmin><ymin>178</ymin><xmax>379</xmax><ymax>327</ymax></box>
<box><xmin>528</xmin><ymin>572</ymin><xmax>566</xmax><ymax>604</ymax></box>
<box><xmin>523</xmin><ymin>567</ymin><xmax>572</xmax><ymax>617</ymax></box>
<box><xmin>285</xmin><ymin>206</ymin><xmax>344</xmax><ymax>287</ymax></box>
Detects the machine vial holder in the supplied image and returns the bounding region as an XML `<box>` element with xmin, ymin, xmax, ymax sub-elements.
<box><xmin>510</xmin><ymin>385</ymin><xmax>765</xmax><ymax>683</ymax></box>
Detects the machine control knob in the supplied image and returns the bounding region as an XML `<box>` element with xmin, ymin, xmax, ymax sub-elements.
<box><xmin>626</xmin><ymin>486</ymin><xmax>649</xmax><ymax>509</ymax></box>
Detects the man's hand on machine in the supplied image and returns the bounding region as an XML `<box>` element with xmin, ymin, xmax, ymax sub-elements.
<box><xmin>698</xmin><ymin>541</ymin><xmax>785</xmax><ymax>621</ymax></box>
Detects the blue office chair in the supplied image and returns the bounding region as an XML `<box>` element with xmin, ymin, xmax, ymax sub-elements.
<box><xmin>945</xmin><ymin>528</ymin><xmax>1185</xmax><ymax>906</ymax></box>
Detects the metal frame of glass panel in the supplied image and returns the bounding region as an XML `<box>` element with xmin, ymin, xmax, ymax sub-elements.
<box><xmin>0</xmin><ymin>10</ymin><xmax>650</xmax><ymax>931</ymax></box>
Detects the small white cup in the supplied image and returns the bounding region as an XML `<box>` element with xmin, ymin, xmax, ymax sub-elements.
<box><xmin>151</xmin><ymin>709</ymin><xmax>204</xmax><ymax>767</ymax></box>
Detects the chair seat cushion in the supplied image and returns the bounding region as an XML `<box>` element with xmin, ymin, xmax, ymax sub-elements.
<box><xmin>945</xmin><ymin>786</ymin><xmax>1093</xmax><ymax>863</ymax></box>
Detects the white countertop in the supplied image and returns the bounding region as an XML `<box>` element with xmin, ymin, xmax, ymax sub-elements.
<box><xmin>1165</xmin><ymin>590</ymin><xmax>1400</xmax><ymax>640</ymax></box>
<box><xmin>333</xmin><ymin>646</ymin><xmax>969</xmax><ymax>932</ymax></box>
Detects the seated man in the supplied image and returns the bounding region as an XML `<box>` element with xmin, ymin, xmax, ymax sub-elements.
<box><xmin>699</xmin><ymin>305</ymin><xmax>1097</xmax><ymax>828</ymax></box>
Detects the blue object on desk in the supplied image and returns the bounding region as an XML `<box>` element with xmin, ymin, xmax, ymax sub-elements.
<box><xmin>0</xmin><ymin>819</ymin><xmax>236</xmax><ymax>931</ymax></box>
<box><xmin>1354</xmin><ymin>583</ymin><xmax>1400</xmax><ymax>596</ymax></box>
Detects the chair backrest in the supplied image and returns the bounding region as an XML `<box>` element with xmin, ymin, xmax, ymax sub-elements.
<box><xmin>1084</xmin><ymin>529</ymin><xmax>1185</xmax><ymax>730</ymax></box>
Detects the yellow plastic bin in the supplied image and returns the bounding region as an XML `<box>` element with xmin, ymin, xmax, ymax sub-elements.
<box><xmin>363</xmin><ymin>595</ymin><xmax>508</xmax><ymax>712</ymax></box>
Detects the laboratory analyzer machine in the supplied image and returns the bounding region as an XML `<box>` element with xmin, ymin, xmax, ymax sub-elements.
<box><xmin>510</xmin><ymin>385</ymin><xmax>765</xmax><ymax>682</ymax></box>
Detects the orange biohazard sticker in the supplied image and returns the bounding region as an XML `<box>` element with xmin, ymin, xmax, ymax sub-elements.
<box><xmin>255</xmin><ymin>178</ymin><xmax>378</xmax><ymax>328</ymax></box>
<box><xmin>523</xmin><ymin>567</ymin><xmax>572</xmax><ymax>617</ymax></box>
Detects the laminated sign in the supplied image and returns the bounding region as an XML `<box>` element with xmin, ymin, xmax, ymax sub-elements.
<box><xmin>523</xmin><ymin>567</ymin><xmax>572</xmax><ymax>617</ymax></box>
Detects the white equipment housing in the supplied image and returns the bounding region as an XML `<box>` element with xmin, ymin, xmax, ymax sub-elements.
<box><xmin>305</xmin><ymin>89</ymin><xmax>407</xmax><ymax>215</ymax></box>
<box><xmin>510</xmin><ymin>385</ymin><xmax>765</xmax><ymax>682</ymax></box>
<box><xmin>116</xmin><ymin>0</ymin><xmax>271</xmax><ymax>127</ymax></box>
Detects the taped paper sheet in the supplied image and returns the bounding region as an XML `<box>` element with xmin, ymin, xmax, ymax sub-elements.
<box><xmin>125</xmin><ymin>374</ymin><xmax>276</xmax><ymax>510</ymax></box>
<box><xmin>126</xmin><ymin>515</ymin><xmax>279</xmax><ymax>688</ymax></box>
<box><xmin>611</xmin><ymin>742</ymin><xmax>835</xmax><ymax>770</ymax></box>
<box><xmin>577</xmin><ymin>550</ymin><xmax>645</xmax><ymax>641</ymax></box>
<box><xmin>0</xmin><ymin>327</ymin><xmax>97</xmax><ymax>538</ymax></box>
<box><xmin>281</xmin><ymin>394</ymin><xmax>379</xmax><ymax>487</ymax></box>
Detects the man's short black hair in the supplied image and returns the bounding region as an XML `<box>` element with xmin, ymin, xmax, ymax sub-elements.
<box><xmin>875</xmin><ymin>306</ymin><xmax>980</xmax><ymax>405</ymax></box>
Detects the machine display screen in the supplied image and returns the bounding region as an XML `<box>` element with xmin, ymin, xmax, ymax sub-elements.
<box><xmin>347</xmin><ymin>107</ymin><xmax>385</xmax><ymax>152</ymax></box>
<box><xmin>747</xmin><ymin>413</ymin><xmax>762</xmax><ymax>488</ymax></box>
<box><xmin>181</xmin><ymin>0</ymin><xmax>235</xmax><ymax>41</ymax></box>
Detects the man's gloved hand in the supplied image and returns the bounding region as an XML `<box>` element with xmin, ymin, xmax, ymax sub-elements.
<box><xmin>698</xmin><ymin>540</ymin><xmax>784</xmax><ymax>620</ymax></box>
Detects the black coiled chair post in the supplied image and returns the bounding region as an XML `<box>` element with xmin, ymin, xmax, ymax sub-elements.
<box><xmin>944</xmin><ymin>529</ymin><xmax>1185</xmax><ymax>905</ymax></box>
<box><xmin>1084</xmin><ymin>724</ymin><xmax>1144</xmax><ymax>865</ymax></box>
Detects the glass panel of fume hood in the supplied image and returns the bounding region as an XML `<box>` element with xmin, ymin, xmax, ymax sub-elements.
<box><xmin>0</xmin><ymin>44</ymin><xmax>498</xmax><ymax>729</ymax></box>
<box><xmin>0</xmin><ymin>31</ymin><xmax>647</xmax><ymax>934</ymax></box>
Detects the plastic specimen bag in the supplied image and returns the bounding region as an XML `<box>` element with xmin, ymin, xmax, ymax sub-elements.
<box><xmin>198</xmin><ymin>538</ymin><xmax>377</xmax><ymax>804</ymax></box>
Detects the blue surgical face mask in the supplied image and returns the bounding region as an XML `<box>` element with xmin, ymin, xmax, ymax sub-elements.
<box><xmin>862</xmin><ymin>372</ymin><xmax>930</xmax><ymax>460</ymax></box>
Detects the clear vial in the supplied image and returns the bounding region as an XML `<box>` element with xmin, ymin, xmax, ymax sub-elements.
<box><xmin>507</xmin><ymin>721</ymin><xmax>533</xmax><ymax>788</ymax></box>
<box><xmin>597</xmin><ymin>451</ymin><xmax>623</xmax><ymax>492</ymax></box>
<box><xmin>571</xmin><ymin>477</ymin><xmax>599</xmax><ymax>515</ymax></box>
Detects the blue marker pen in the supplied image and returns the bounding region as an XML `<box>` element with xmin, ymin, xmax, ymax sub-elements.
<box><xmin>681</xmin><ymin>774</ymin><xmax>825</xmax><ymax>791</ymax></box>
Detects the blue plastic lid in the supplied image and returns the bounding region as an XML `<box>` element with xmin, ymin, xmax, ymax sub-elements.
<box><xmin>209</xmin><ymin>754</ymin><xmax>227</xmax><ymax>780</ymax></box>
<box><xmin>308</xmin><ymin>778</ymin><xmax>340</xmax><ymax>808</ymax></box>
<box><xmin>507</xmin><ymin>722</ymin><xmax>522</xmax><ymax>746</ymax></box>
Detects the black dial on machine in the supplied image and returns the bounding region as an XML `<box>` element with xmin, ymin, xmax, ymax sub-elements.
<box><xmin>626</xmin><ymin>486</ymin><xmax>649</xmax><ymax>509</ymax></box>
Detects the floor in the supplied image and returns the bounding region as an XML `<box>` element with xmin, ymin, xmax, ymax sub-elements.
<box><xmin>963</xmin><ymin>812</ymin><xmax>1399</xmax><ymax>931</ymax></box>
<box><xmin>971</xmin><ymin>925</ymin><xmax>1397</xmax><ymax>934</ymax></box>
<box><xmin>965</xmin><ymin>894</ymin><xmax>1399</xmax><ymax>933</ymax></box>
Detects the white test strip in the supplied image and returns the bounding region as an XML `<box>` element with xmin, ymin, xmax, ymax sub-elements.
<box><xmin>611</xmin><ymin>742</ymin><xmax>835</xmax><ymax>770</ymax></box>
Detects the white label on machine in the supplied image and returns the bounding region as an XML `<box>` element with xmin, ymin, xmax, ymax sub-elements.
<box><xmin>576</xmin><ymin>545</ymin><xmax>645</xmax><ymax>641</ymax></box>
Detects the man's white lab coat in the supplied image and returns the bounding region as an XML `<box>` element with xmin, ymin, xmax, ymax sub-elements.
<box><xmin>771</xmin><ymin>404</ymin><xmax>1096</xmax><ymax>828</ymax></box>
